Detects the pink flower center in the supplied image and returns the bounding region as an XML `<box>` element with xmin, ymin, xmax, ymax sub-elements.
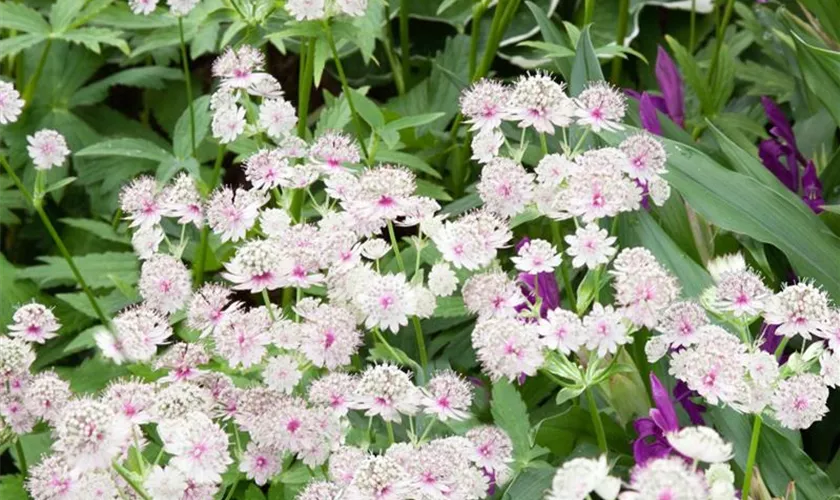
<box><xmin>191</xmin><ymin>443</ymin><xmax>207</xmax><ymax>459</ymax></box>
<box><xmin>286</xmin><ymin>419</ymin><xmax>301</xmax><ymax>433</ymax></box>
<box><xmin>378</xmin><ymin>294</ymin><xmax>395</xmax><ymax>310</ymax></box>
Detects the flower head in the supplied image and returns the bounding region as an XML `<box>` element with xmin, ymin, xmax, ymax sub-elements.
<box><xmin>0</xmin><ymin>81</ymin><xmax>24</xmax><ymax>124</ymax></box>
<box><xmin>53</xmin><ymin>398</ymin><xmax>131</xmax><ymax>473</ymax></box>
<box><xmin>508</xmin><ymin>72</ymin><xmax>575</xmax><ymax>133</ymax></box>
<box><xmin>546</xmin><ymin>455</ymin><xmax>620</xmax><ymax>500</ymax></box>
<box><xmin>212</xmin><ymin>45</ymin><xmax>266</xmax><ymax>89</ymax></box>
<box><xmin>459</xmin><ymin>79</ymin><xmax>511</xmax><ymax>132</ymax></box>
<box><xmin>98</xmin><ymin>306</ymin><xmax>173</xmax><ymax>364</ymax></box>
<box><xmin>575</xmin><ymin>81</ymin><xmax>626</xmax><ymax>132</ymax></box>
<box><xmin>259</xmin><ymin>99</ymin><xmax>297</xmax><ymax>139</ymax></box>
<box><xmin>427</xmin><ymin>262</ymin><xmax>458</xmax><ymax>297</ymax></box>
<box><xmin>308</xmin><ymin>372</ymin><xmax>358</xmax><ymax>415</ymax></box>
<box><xmin>512</xmin><ymin>238</ymin><xmax>561</xmax><ymax>274</ymax></box>
<box><xmin>286</xmin><ymin>0</ymin><xmax>326</xmax><ymax>20</ymax></box>
<box><xmin>472</xmin><ymin>317</ymin><xmax>544</xmax><ymax>381</ymax></box>
<box><xmin>310</xmin><ymin>131</ymin><xmax>361</xmax><ymax>173</ymax></box>
<box><xmin>421</xmin><ymin>370</ymin><xmax>473</xmax><ymax>421</ymax></box>
<box><xmin>120</xmin><ymin>176</ymin><xmax>163</xmax><ymax>228</ymax></box>
<box><xmin>160</xmin><ymin>412</ymin><xmax>232</xmax><ymax>484</ymax></box>
<box><xmin>764</xmin><ymin>282</ymin><xmax>831</xmax><ymax>339</ymax></box>
<box><xmin>771</xmin><ymin>373</ymin><xmax>829</xmax><ymax>430</ymax></box>
<box><xmin>27</xmin><ymin>129</ymin><xmax>70</xmax><ymax>170</ymax></box>
<box><xmin>354</xmin><ymin>364</ymin><xmax>422</xmax><ymax>422</ymax></box>
<box><xmin>583</xmin><ymin>303</ymin><xmax>630</xmax><ymax>356</ymax></box>
<box><xmin>139</xmin><ymin>254</ymin><xmax>192</xmax><ymax>314</ymax></box>
<box><xmin>666</xmin><ymin>426</ymin><xmax>733</xmax><ymax>463</ymax></box>
<box><xmin>9</xmin><ymin>303</ymin><xmax>60</xmax><ymax>343</ymax></box>
<box><xmin>565</xmin><ymin>223</ymin><xmax>617</xmax><ymax>269</ymax></box>
<box><xmin>539</xmin><ymin>308</ymin><xmax>584</xmax><ymax>354</ymax></box>
<box><xmin>206</xmin><ymin>187</ymin><xmax>268</xmax><ymax>242</ymax></box>
<box><xmin>477</xmin><ymin>158</ymin><xmax>535</xmax><ymax>218</ymax></box>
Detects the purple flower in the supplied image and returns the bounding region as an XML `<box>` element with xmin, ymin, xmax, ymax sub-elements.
<box><xmin>759</xmin><ymin>97</ymin><xmax>824</xmax><ymax>213</ymax></box>
<box><xmin>673</xmin><ymin>380</ymin><xmax>706</xmax><ymax>425</ymax></box>
<box><xmin>514</xmin><ymin>237</ymin><xmax>560</xmax><ymax>318</ymax></box>
<box><xmin>627</xmin><ymin>46</ymin><xmax>685</xmax><ymax>135</ymax></box>
<box><xmin>633</xmin><ymin>374</ymin><xmax>680</xmax><ymax>464</ymax></box>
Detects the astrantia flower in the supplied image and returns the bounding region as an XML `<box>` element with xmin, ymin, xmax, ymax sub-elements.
<box><xmin>240</xmin><ymin>443</ymin><xmax>281</xmax><ymax>486</ymax></box>
<box><xmin>656</xmin><ymin>300</ymin><xmax>709</xmax><ymax>348</ymax></box>
<box><xmin>129</xmin><ymin>0</ymin><xmax>158</xmax><ymax>15</ymax></box>
<box><xmin>139</xmin><ymin>253</ymin><xmax>192</xmax><ymax>314</ymax></box>
<box><xmin>354</xmin><ymin>364</ymin><xmax>422</xmax><ymax>422</ymax></box>
<box><xmin>472</xmin><ymin>316</ymin><xmax>544</xmax><ymax>381</ymax></box>
<box><xmin>120</xmin><ymin>176</ymin><xmax>163</xmax><ymax>228</ymax></box>
<box><xmin>648</xmin><ymin>176</ymin><xmax>671</xmax><ymax>206</ymax></box>
<box><xmin>329</xmin><ymin>445</ymin><xmax>368</xmax><ymax>485</ymax></box>
<box><xmin>298</xmin><ymin>480</ymin><xmax>342</xmax><ymax>500</ymax></box>
<box><xmin>308</xmin><ymin>372</ymin><xmax>358</xmax><ymax>415</ymax></box>
<box><xmin>0</xmin><ymin>337</ymin><xmax>34</xmax><ymax>382</ymax></box>
<box><xmin>508</xmin><ymin>72</ymin><xmax>575</xmax><ymax>133</ymax></box>
<box><xmin>459</xmin><ymin>79</ymin><xmax>511</xmax><ymax>132</ymax></box>
<box><xmin>346</xmin><ymin>456</ymin><xmax>412</xmax><ymax>500</ymax></box>
<box><xmin>9</xmin><ymin>302</ymin><xmax>60</xmax><ymax>343</ymax></box>
<box><xmin>539</xmin><ymin>308</ymin><xmax>584</xmax><ymax>354</ymax></box>
<box><xmin>564</xmin><ymin>223</ymin><xmax>617</xmax><ymax>269</ymax></box>
<box><xmin>154</xmin><ymin>342</ymin><xmax>210</xmax><ymax>382</ymax></box>
<box><xmin>666</xmin><ymin>426</ymin><xmax>733</xmax><ymax>463</ymax></box>
<box><xmin>187</xmin><ymin>283</ymin><xmax>241</xmax><ymax>338</ymax></box>
<box><xmin>98</xmin><ymin>306</ymin><xmax>173</xmax><ymax>364</ymax></box>
<box><xmin>25</xmin><ymin>371</ymin><xmax>71</xmax><ymax>423</ymax></box>
<box><xmin>152</xmin><ymin>383</ymin><xmax>215</xmax><ymax>423</ymax></box>
<box><xmin>213</xmin><ymin>308</ymin><xmax>273</xmax><ymax>368</ymax></box>
<box><xmin>706</xmin><ymin>254</ymin><xmax>771</xmax><ymax>318</ymax></box>
<box><xmin>222</xmin><ymin>238</ymin><xmax>292</xmax><ymax>292</ymax></box>
<box><xmin>361</xmin><ymin>238</ymin><xmax>391</xmax><ymax>260</ymax></box>
<box><xmin>53</xmin><ymin>398</ymin><xmax>131</xmax><ymax>473</ymax></box>
<box><xmin>619</xmin><ymin>133</ymin><xmax>667</xmax><ymax>181</ymax></box>
<box><xmin>244</xmin><ymin>149</ymin><xmax>288</xmax><ymax>191</ymax></box>
<box><xmin>263</xmin><ymin>355</ymin><xmax>302</xmax><ymax>394</ymax></box>
<box><xmin>575</xmin><ymin>81</ymin><xmax>626</xmax><ymax>132</ymax></box>
<box><xmin>466</xmin><ymin>425</ymin><xmax>513</xmax><ymax>484</ymax></box>
<box><xmin>344</xmin><ymin>165</ymin><xmax>417</xmax><ymax>223</ymax></box>
<box><xmin>462</xmin><ymin>271</ymin><xmax>521</xmax><ymax>319</ymax></box>
<box><xmin>102</xmin><ymin>377</ymin><xmax>156</xmax><ymax>424</ymax></box>
<box><xmin>535</xmin><ymin>153</ymin><xmax>576</xmax><ymax>186</ymax></box>
<box><xmin>286</xmin><ymin>0</ymin><xmax>326</xmax><ymax>20</ymax></box>
<box><xmin>162</xmin><ymin>172</ymin><xmax>203</xmax><ymax>226</ymax></box>
<box><xmin>25</xmin><ymin>455</ymin><xmax>78</xmax><ymax>500</ymax></box>
<box><xmin>771</xmin><ymin>373</ymin><xmax>829</xmax><ymax>430</ymax></box>
<box><xmin>212</xmin><ymin>45</ymin><xmax>266</xmax><ymax>89</ymax></box>
<box><xmin>421</xmin><ymin>370</ymin><xmax>473</xmax><ymax>421</ymax></box>
<box><xmin>546</xmin><ymin>455</ymin><xmax>620</xmax><ymax>500</ymax></box>
<box><xmin>476</xmin><ymin>157</ymin><xmax>535</xmax><ymax>218</ymax></box>
<box><xmin>356</xmin><ymin>273</ymin><xmax>416</xmax><ymax>333</ymax></box>
<box><xmin>259</xmin><ymin>98</ymin><xmax>297</xmax><ymax>139</ymax></box>
<box><xmin>623</xmin><ymin>457</ymin><xmax>708</xmax><ymax>500</ymax></box>
<box><xmin>144</xmin><ymin>465</ymin><xmax>187</xmax><ymax>500</ymax></box>
<box><xmin>511</xmin><ymin>238</ymin><xmax>561</xmax><ymax>274</ymax></box>
<box><xmin>0</xmin><ymin>81</ymin><xmax>24</xmax><ymax>124</ymax></box>
<box><xmin>27</xmin><ymin>129</ymin><xmax>70</xmax><ymax>170</ymax></box>
<box><xmin>0</xmin><ymin>393</ymin><xmax>36</xmax><ymax>433</ymax></box>
<box><xmin>160</xmin><ymin>412</ymin><xmax>232</xmax><ymax>484</ymax></box>
<box><xmin>167</xmin><ymin>0</ymin><xmax>199</xmax><ymax>16</ymax></box>
<box><xmin>298</xmin><ymin>304</ymin><xmax>362</xmax><ymax>369</ymax></box>
<box><xmin>336</xmin><ymin>0</ymin><xmax>368</xmax><ymax>16</ymax></box>
<box><xmin>583</xmin><ymin>303</ymin><xmax>630</xmax><ymax>356</ymax></box>
<box><xmin>206</xmin><ymin>187</ymin><xmax>268</xmax><ymax>242</ymax></box>
<box><xmin>212</xmin><ymin>103</ymin><xmax>246</xmax><ymax>143</ymax></box>
<box><xmin>471</xmin><ymin>129</ymin><xmax>504</xmax><ymax>164</ymax></box>
<box><xmin>310</xmin><ymin>130</ymin><xmax>361</xmax><ymax>173</ymax></box>
<box><xmin>427</xmin><ymin>262</ymin><xmax>458</xmax><ymax>297</ymax></box>
<box><xmin>132</xmin><ymin>224</ymin><xmax>164</xmax><ymax>259</ymax></box>
<box><xmin>764</xmin><ymin>282</ymin><xmax>831</xmax><ymax>339</ymax></box>
<box><xmin>611</xmin><ymin>247</ymin><xmax>680</xmax><ymax>329</ymax></box>
<box><xmin>669</xmin><ymin>326</ymin><xmax>748</xmax><ymax>406</ymax></box>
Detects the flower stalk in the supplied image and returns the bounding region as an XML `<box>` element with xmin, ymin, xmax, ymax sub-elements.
<box><xmin>178</xmin><ymin>18</ymin><xmax>197</xmax><ymax>159</ymax></box>
<box><xmin>742</xmin><ymin>414</ymin><xmax>763</xmax><ymax>500</ymax></box>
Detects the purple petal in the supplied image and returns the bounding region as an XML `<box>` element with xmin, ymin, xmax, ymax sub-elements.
<box><xmin>758</xmin><ymin>139</ymin><xmax>797</xmax><ymax>191</ymax></box>
<box><xmin>639</xmin><ymin>93</ymin><xmax>663</xmax><ymax>135</ymax></box>
<box><xmin>673</xmin><ymin>381</ymin><xmax>706</xmax><ymax>425</ymax></box>
<box><xmin>632</xmin><ymin>435</ymin><xmax>672</xmax><ymax>465</ymax></box>
<box><xmin>650</xmin><ymin>374</ymin><xmax>679</xmax><ymax>432</ymax></box>
<box><xmin>802</xmin><ymin>160</ymin><xmax>824</xmax><ymax>213</ymax></box>
<box><xmin>761</xmin><ymin>96</ymin><xmax>804</xmax><ymax>164</ymax></box>
<box><xmin>656</xmin><ymin>46</ymin><xmax>685</xmax><ymax>128</ymax></box>
<box><xmin>633</xmin><ymin>417</ymin><xmax>658</xmax><ymax>438</ymax></box>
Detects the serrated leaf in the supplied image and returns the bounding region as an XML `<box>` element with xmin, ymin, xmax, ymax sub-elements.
<box><xmin>71</xmin><ymin>66</ymin><xmax>183</xmax><ymax>107</ymax></box>
<box><xmin>0</xmin><ymin>33</ymin><xmax>47</xmax><ymax>59</ymax></box>
<box><xmin>0</xmin><ymin>2</ymin><xmax>51</xmax><ymax>34</ymax></box>
<box><xmin>433</xmin><ymin>296</ymin><xmax>468</xmax><ymax>318</ymax></box>
<box><xmin>50</xmin><ymin>0</ymin><xmax>87</xmax><ymax>33</ymax></box>
<box><xmin>416</xmin><ymin>179</ymin><xmax>453</xmax><ymax>201</ymax></box>
<box><xmin>59</xmin><ymin>218</ymin><xmax>129</xmax><ymax>244</ymax></box>
<box><xmin>491</xmin><ymin>380</ymin><xmax>532</xmax><ymax>464</ymax></box>
<box><xmin>75</xmin><ymin>138</ymin><xmax>173</xmax><ymax>162</ymax></box>
<box><xmin>19</xmin><ymin>252</ymin><xmax>139</xmax><ymax>289</ymax></box>
<box><xmin>59</xmin><ymin>27</ymin><xmax>130</xmax><ymax>55</ymax></box>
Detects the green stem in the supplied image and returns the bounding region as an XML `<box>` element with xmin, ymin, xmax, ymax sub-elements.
<box><xmin>418</xmin><ymin>418</ymin><xmax>436</xmax><ymax>443</ymax></box>
<box><xmin>15</xmin><ymin>438</ymin><xmax>26</xmax><ymax>475</ymax></box>
<box><xmin>609</xmin><ymin>0</ymin><xmax>630</xmax><ymax>84</ymax></box>
<box><xmin>382</xmin><ymin>7</ymin><xmax>406</xmax><ymax>95</ymax></box>
<box><xmin>689</xmin><ymin>0</ymin><xmax>697</xmax><ymax>53</ymax></box>
<box><xmin>297</xmin><ymin>39</ymin><xmax>316</xmax><ymax>138</ymax></box>
<box><xmin>539</xmin><ymin>133</ymin><xmax>548</xmax><ymax>155</ymax></box>
<box><xmin>774</xmin><ymin>336</ymin><xmax>790</xmax><ymax>360</ymax></box>
<box><xmin>323</xmin><ymin>21</ymin><xmax>370</xmax><ymax>161</ymax></box>
<box><xmin>385</xmin><ymin>421</ymin><xmax>396</xmax><ymax>444</ymax></box>
<box><xmin>1</xmin><ymin>156</ymin><xmax>108</xmax><ymax>325</ymax></box>
<box><xmin>386</xmin><ymin>221</ymin><xmax>428</xmax><ymax>367</ymax></box>
<box><xmin>552</xmin><ymin>221</ymin><xmax>576</xmax><ymax>308</ymax></box>
<box><xmin>194</xmin><ymin>145</ymin><xmax>225</xmax><ymax>285</ymax></box>
<box><xmin>474</xmin><ymin>0</ymin><xmax>520</xmax><ymax>81</ymax></box>
<box><xmin>22</xmin><ymin>39</ymin><xmax>52</xmax><ymax>107</ymax></box>
<box><xmin>262</xmin><ymin>289</ymin><xmax>276</xmax><ymax>321</ymax></box>
<box><xmin>707</xmin><ymin>0</ymin><xmax>736</xmax><ymax>86</ymax></box>
<box><xmin>741</xmin><ymin>415</ymin><xmax>763</xmax><ymax>500</ymax></box>
<box><xmin>223</xmin><ymin>481</ymin><xmax>239</xmax><ymax>500</ymax></box>
<box><xmin>112</xmin><ymin>461</ymin><xmax>152</xmax><ymax>500</ymax></box>
<box><xmin>469</xmin><ymin>2</ymin><xmax>487</xmax><ymax>79</ymax></box>
<box><xmin>386</xmin><ymin>220</ymin><xmax>406</xmax><ymax>272</ymax></box>
<box><xmin>585</xmin><ymin>386</ymin><xmax>608</xmax><ymax>452</ymax></box>
<box><xmin>399</xmin><ymin>0</ymin><xmax>410</xmax><ymax>88</ymax></box>
<box><xmin>178</xmin><ymin>18</ymin><xmax>197</xmax><ymax>158</ymax></box>
<box><xmin>583</xmin><ymin>0</ymin><xmax>595</xmax><ymax>26</ymax></box>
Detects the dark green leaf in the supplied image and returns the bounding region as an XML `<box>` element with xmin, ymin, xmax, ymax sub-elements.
<box><xmin>491</xmin><ymin>380</ymin><xmax>532</xmax><ymax>464</ymax></box>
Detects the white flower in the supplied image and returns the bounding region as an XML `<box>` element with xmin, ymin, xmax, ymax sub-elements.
<box><xmin>476</xmin><ymin>157</ymin><xmax>535</xmax><ymax>218</ymax></box>
<box><xmin>427</xmin><ymin>262</ymin><xmax>458</xmax><ymax>297</ymax></box>
<box><xmin>623</xmin><ymin>457</ymin><xmax>708</xmax><ymax>500</ymax></box>
<box><xmin>361</xmin><ymin>238</ymin><xmax>391</xmax><ymax>260</ymax></box>
<box><xmin>539</xmin><ymin>308</ymin><xmax>584</xmax><ymax>354</ymax></box>
<box><xmin>144</xmin><ymin>465</ymin><xmax>187</xmax><ymax>499</ymax></box>
<box><xmin>8</xmin><ymin>303</ymin><xmax>60</xmax><ymax>344</ymax></box>
<box><xmin>53</xmin><ymin>398</ymin><xmax>131</xmax><ymax>473</ymax></box>
<box><xmin>129</xmin><ymin>0</ymin><xmax>159</xmax><ymax>15</ymax></box>
<box><xmin>356</xmin><ymin>273</ymin><xmax>417</xmax><ymax>333</ymax></box>
<box><xmin>212</xmin><ymin>103</ymin><xmax>247</xmax><ymax>144</ymax></box>
<box><xmin>508</xmin><ymin>72</ymin><xmax>575</xmax><ymax>133</ymax></box>
<box><xmin>564</xmin><ymin>223</ymin><xmax>617</xmax><ymax>269</ymax></box>
<box><xmin>459</xmin><ymin>79</ymin><xmax>511</xmax><ymax>132</ymax></box>
<box><xmin>666</xmin><ymin>426</ymin><xmax>733</xmax><ymax>463</ymax></box>
<box><xmin>465</xmin><ymin>426</ymin><xmax>513</xmax><ymax>483</ymax></box>
<box><xmin>240</xmin><ymin>443</ymin><xmax>281</xmax><ymax>486</ymax></box>
<box><xmin>471</xmin><ymin>129</ymin><xmax>504</xmax><ymax>164</ymax></box>
<box><xmin>421</xmin><ymin>370</ymin><xmax>473</xmax><ymax>421</ymax></box>
<box><xmin>583</xmin><ymin>303</ymin><xmax>629</xmax><ymax>357</ymax></box>
<box><xmin>575</xmin><ymin>81</ymin><xmax>626</xmax><ymax>132</ymax></box>
<box><xmin>511</xmin><ymin>238</ymin><xmax>561</xmax><ymax>274</ymax></box>
<box><xmin>546</xmin><ymin>455</ymin><xmax>620</xmax><ymax>500</ymax></box>
<box><xmin>206</xmin><ymin>187</ymin><xmax>268</xmax><ymax>243</ymax></box>
<box><xmin>259</xmin><ymin>98</ymin><xmax>297</xmax><ymax>139</ymax></box>
<box><xmin>0</xmin><ymin>81</ymin><xmax>24</xmax><ymax>124</ymax></box>
<box><xmin>286</xmin><ymin>0</ymin><xmax>326</xmax><ymax>21</ymax></box>
<box><xmin>354</xmin><ymin>364</ymin><xmax>422</xmax><ymax>422</ymax></box>
<box><xmin>160</xmin><ymin>412</ymin><xmax>232</xmax><ymax>484</ymax></box>
<box><xmin>771</xmin><ymin>373</ymin><xmax>829</xmax><ymax>430</ymax></box>
<box><xmin>619</xmin><ymin>133</ymin><xmax>667</xmax><ymax>181</ymax></box>
<box><xmin>336</xmin><ymin>0</ymin><xmax>368</xmax><ymax>16</ymax></box>
<box><xmin>462</xmin><ymin>271</ymin><xmax>521</xmax><ymax>319</ymax></box>
<box><xmin>764</xmin><ymin>282</ymin><xmax>831</xmax><ymax>339</ymax></box>
<box><xmin>263</xmin><ymin>355</ymin><xmax>302</xmax><ymax>394</ymax></box>
<box><xmin>471</xmin><ymin>317</ymin><xmax>544</xmax><ymax>381</ymax></box>
<box><xmin>138</xmin><ymin>254</ymin><xmax>192</xmax><ymax>314</ymax></box>
<box><xmin>27</xmin><ymin>129</ymin><xmax>70</xmax><ymax>170</ymax></box>
<box><xmin>167</xmin><ymin>0</ymin><xmax>199</xmax><ymax>16</ymax></box>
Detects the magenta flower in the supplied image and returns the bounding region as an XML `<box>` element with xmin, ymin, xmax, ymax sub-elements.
<box><xmin>633</xmin><ymin>373</ymin><xmax>679</xmax><ymax>464</ymax></box>
<box><xmin>514</xmin><ymin>237</ymin><xmax>560</xmax><ymax>318</ymax></box>
<box><xmin>627</xmin><ymin>46</ymin><xmax>685</xmax><ymax>134</ymax></box>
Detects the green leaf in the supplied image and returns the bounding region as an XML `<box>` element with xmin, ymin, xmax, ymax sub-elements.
<box><xmin>0</xmin><ymin>475</ymin><xmax>27</xmax><ymax>499</ymax></box>
<box><xmin>792</xmin><ymin>33</ymin><xmax>840</xmax><ymax>130</ymax></box>
<box><xmin>59</xmin><ymin>218</ymin><xmax>129</xmax><ymax>244</ymax></box>
<box><xmin>569</xmin><ymin>26</ymin><xmax>603</xmax><ymax>96</ymax></box>
<box><xmin>665</xmin><ymin>35</ymin><xmax>709</xmax><ymax>114</ymax></box>
<box><xmin>374</xmin><ymin>150</ymin><xmax>442</xmax><ymax>179</ymax></box>
<box><xmin>75</xmin><ymin>138</ymin><xmax>173</xmax><ymax>162</ymax></box>
<box><xmin>383</xmin><ymin>112</ymin><xmax>446</xmax><ymax>133</ymax></box>
<box><xmin>575</xmin><ymin>268</ymin><xmax>601</xmax><ymax>315</ymax></box>
<box><xmin>433</xmin><ymin>296</ymin><xmax>468</xmax><ymax>318</ymax></box>
<box><xmin>491</xmin><ymin>380</ymin><xmax>532</xmax><ymax>464</ymax></box>
<box><xmin>708</xmin><ymin>44</ymin><xmax>736</xmax><ymax>115</ymax></box>
<box><xmin>368</xmin><ymin>343</ymin><xmax>422</xmax><ymax>373</ymax></box>
<box><xmin>710</xmin><ymin>408</ymin><xmax>836</xmax><ymax>500</ymax></box>
<box><xmin>415</xmin><ymin>179</ymin><xmax>453</xmax><ymax>201</ymax></box>
<box><xmin>0</xmin><ymin>33</ymin><xmax>47</xmax><ymax>59</ymax></box>
<box><xmin>797</xmin><ymin>0</ymin><xmax>840</xmax><ymax>41</ymax></box>
<box><xmin>0</xmin><ymin>2</ymin><xmax>51</xmax><ymax>34</ymax></box>
<box><xmin>57</xmin><ymin>356</ymin><xmax>129</xmax><ymax>393</ymax></box>
<box><xmin>436</xmin><ymin>0</ymin><xmax>461</xmax><ymax>15</ymax></box>
<box><xmin>44</xmin><ymin>177</ymin><xmax>77</xmax><ymax>194</ymax></box>
<box><xmin>156</xmin><ymin>157</ymin><xmax>200</xmax><ymax>184</ymax></box>
<box><xmin>533</xmin><ymin>406</ymin><xmax>631</xmax><ymax>458</ymax></box>
<box><xmin>599</xmin><ymin>127</ymin><xmax>840</xmax><ymax>301</ymax></box>
<box><xmin>0</xmin><ymin>177</ymin><xmax>27</xmax><ymax>224</ymax></box>
<box><xmin>525</xmin><ymin>1</ymin><xmax>572</xmax><ymax>77</ymax></box>
<box><xmin>349</xmin><ymin>88</ymin><xmax>384</xmax><ymax>130</ymax></box>
<box><xmin>502</xmin><ymin>462</ymin><xmax>556</xmax><ymax>500</ymax></box>
<box><xmin>71</xmin><ymin>66</ymin><xmax>183</xmax><ymax>107</ymax></box>
<box><xmin>50</xmin><ymin>0</ymin><xmax>87</xmax><ymax>33</ymax></box>
<box><xmin>59</xmin><ymin>27</ymin><xmax>130</xmax><ymax>55</ymax></box>
<box><xmin>0</xmin><ymin>254</ymin><xmax>41</xmax><ymax>326</ymax></box>
<box><xmin>173</xmin><ymin>95</ymin><xmax>212</xmax><ymax>159</ymax></box>
<box><xmin>19</xmin><ymin>252</ymin><xmax>139</xmax><ymax>289</ymax></box>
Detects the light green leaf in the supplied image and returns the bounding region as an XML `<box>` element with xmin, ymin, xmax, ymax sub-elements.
<box><xmin>415</xmin><ymin>179</ymin><xmax>453</xmax><ymax>201</ymax></box>
<box><xmin>0</xmin><ymin>33</ymin><xmax>47</xmax><ymax>59</ymax></box>
<box><xmin>50</xmin><ymin>0</ymin><xmax>87</xmax><ymax>33</ymax></box>
<box><xmin>0</xmin><ymin>255</ymin><xmax>41</xmax><ymax>326</ymax></box>
<box><xmin>383</xmin><ymin>112</ymin><xmax>446</xmax><ymax>133</ymax></box>
<box><xmin>502</xmin><ymin>462</ymin><xmax>555</xmax><ymax>500</ymax></box>
<box><xmin>491</xmin><ymin>380</ymin><xmax>532</xmax><ymax>464</ymax></box>
<box><xmin>569</xmin><ymin>26</ymin><xmax>603</xmax><ymax>97</ymax></box>
<box><xmin>57</xmin><ymin>289</ymin><xmax>136</xmax><ymax>319</ymax></box>
<box><xmin>44</xmin><ymin>177</ymin><xmax>77</xmax><ymax>194</ymax></box>
<box><xmin>350</xmin><ymin>89</ymin><xmax>384</xmax><ymax>130</ymax></box>
<box><xmin>368</xmin><ymin>343</ymin><xmax>422</xmax><ymax>373</ymax></box>
<box><xmin>375</xmin><ymin>150</ymin><xmax>442</xmax><ymax>179</ymax></box>
<box><xmin>60</xmin><ymin>218</ymin><xmax>130</xmax><ymax>244</ymax></box>
<box><xmin>433</xmin><ymin>296</ymin><xmax>468</xmax><ymax>318</ymax></box>
<box><xmin>19</xmin><ymin>252</ymin><xmax>139</xmax><ymax>289</ymax></box>
<box><xmin>156</xmin><ymin>157</ymin><xmax>201</xmax><ymax>184</ymax></box>
<box><xmin>59</xmin><ymin>26</ymin><xmax>130</xmax><ymax>55</ymax></box>
<box><xmin>792</xmin><ymin>33</ymin><xmax>840</xmax><ymax>130</ymax></box>
<box><xmin>0</xmin><ymin>2</ymin><xmax>51</xmax><ymax>34</ymax></box>
<box><xmin>173</xmin><ymin>95</ymin><xmax>212</xmax><ymax>159</ymax></box>
<box><xmin>71</xmin><ymin>66</ymin><xmax>183</xmax><ymax>107</ymax></box>
<box><xmin>75</xmin><ymin>138</ymin><xmax>173</xmax><ymax>163</ymax></box>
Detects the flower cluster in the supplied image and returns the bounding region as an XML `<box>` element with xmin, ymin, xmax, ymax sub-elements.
<box><xmin>285</xmin><ymin>0</ymin><xmax>369</xmax><ymax>21</ymax></box>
